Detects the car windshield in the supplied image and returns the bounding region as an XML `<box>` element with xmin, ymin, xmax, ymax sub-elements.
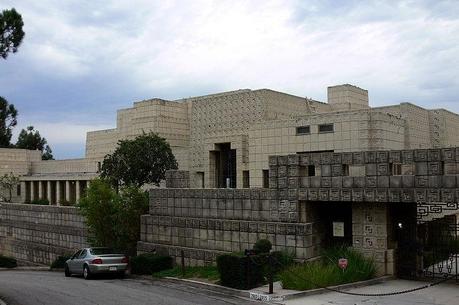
<box><xmin>90</xmin><ymin>248</ymin><xmax>115</xmax><ymax>255</ymax></box>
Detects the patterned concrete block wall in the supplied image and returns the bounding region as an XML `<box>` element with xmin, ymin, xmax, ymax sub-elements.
<box><xmin>0</xmin><ymin>203</ymin><xmax>88</xmax><ymax>265</ymax></box>
<box><xmin>138</xmin><ymin>188</ymin><xmax>320</xmax><ymax>266</ymax></box>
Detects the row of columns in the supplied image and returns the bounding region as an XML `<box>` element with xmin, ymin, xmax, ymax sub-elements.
<box><xmin>21</xmin><ymin>180</ymin><xmax>88</xmax><ymax>206</ymax></box>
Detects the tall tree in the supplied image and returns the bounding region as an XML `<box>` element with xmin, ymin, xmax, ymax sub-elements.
<box><xmin>0</xmin><ymin>8</ymin><xmax>25</xmax><ymax>59</ymax></box>
<box><xmin>16</xmin><ymin>126</ymin><xmax>54</xmax><ymax>160</ymax></box>
<box><xmin>0</xmin><ymin>173</ymin><xmax>19</xmax><ymax>202</ymax></box>
<box><xmin>101</xmin><ymin>133</ymin><xmax>178</xmax><ymax>189</ymax></box>
<box><xmin>0</xmin><ymin>96</ymin><xmax>18</xmax><ymax>147</ymax></box>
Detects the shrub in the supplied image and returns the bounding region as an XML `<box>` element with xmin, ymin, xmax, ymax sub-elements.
<box><xmin>0</xmin><ymin>255</ymin><xmax>17</xmax><ymax>268</ymax></box>
<box><xmin>130</xmin><ymin>253</ymin><xmax>173</xmax><ymax>275</ymax></box>
<box><xmin>216</xmin><ymin>253</ymin><xmax>264</xmax><ymax>290</ymax></box>
<box><xmin>253</xmin><ymin>239</ymin><xmax>272</xmax><ymax>254</ymax></box>
<box><xmin>154</xmin><ymin>265</ymin><xmax>219</xmax><ymax>281</ymax></box>
<box><xmin>59</xmin><ymin>200</ymin><xmax>73</xmax><ymax>206</ymax></box>
<box><xmin>30</xmin><ymin>198</ymin><xmax>49</xmax><ymax>205</ymax></box>
<box><xmin>279</xmin><ymin>247</ymin><xmax>376</xmax><ymax>291</ymax></box>
<box><xmin>50</xmin><ymin>255</ymin><xmax>71</xmax><ymax>269</ymax></box>
<box><xmin>270</xmin><ymin>250</ymin><xmax>295</xmax><ymax>274</ymax></box>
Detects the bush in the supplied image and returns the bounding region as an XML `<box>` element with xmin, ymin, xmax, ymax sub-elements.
<box><xmin>0</xmin><ymin>255</ymin><xmax>17</xmax><ymax>268</ymax></box>
<box><xmin>216</xmin><ymin>253</ymin><xmax>264</xmax><ymax>290</ymax></box>
<box><xmin>130</xmin><ymin>253</ymin><xmax>173</xmax><ymax>275</ymax></box>
<box><xmin>59</xmin><ymin>200</ymin><xmax>73</xmax><ymax>206</ymax></box>
<box><xmin>154</xmin><ymin>265</ymin><xmax>219</xmax><ymax>281</ymax></box>
<box><xmin>50</xmin><ymin>255</ymin><xmax>71</xmax><ymax>269</ymax></box>
<box><xmin>270</xmin><ymin>250</ymin><xmax>295</xmax><ymax>274</ymax></box>
<box><xmin>279</xmin><ymin>247</ymin><xmax>376</xmax><ymax>291</ymax></box>
<box><xmin>30</xmin><ymin>198</ymin><xmax>49</xmax><ymax>205</ymax></box>
<box><xmin>253</xmin><ymin>239</ymin><xmax>272</xmax><ymax>254</ymax></box>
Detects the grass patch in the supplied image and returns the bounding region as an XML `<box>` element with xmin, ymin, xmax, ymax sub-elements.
<box><xmin>153</xmin><ymin>265</ymin><xmax>219</xmax><ymax>282</ymax></box>
<box><xmin>279</xmin><ymin>247</ymin><xmax>376</xmax><ymax>291</ymax></box>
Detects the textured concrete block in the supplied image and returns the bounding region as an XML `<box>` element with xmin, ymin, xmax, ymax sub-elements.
<box><xmin>330</xmin><ymin>189</ymin><xmax>340</xmax><ymax>201</ymax></box>
<box><xmin>269</xmin><ymin>177</ymin><xmax>278</xmax><ymax>189</ymax></box>
<box><xmin>376</xmin><ymin>151</ymin><xmax>388</xmax><ymax>163</ymax></box>
<box><xmin>299</xmin><ymin>154</ymin><xmax>311</xmax><ymax>166</ymax></box>
<box><xmin>288</xmin><ymin>165</ymin><xmax>299</xmax><ymax>177</ymax></box>
<box><xmin>268</xmin><ymin>156</ymin><xmax>278</xmax><ymax>166</ymax></box>
<box><xmin>415</xmin><ymin>189</ymin><xmax>427</xmax><ymax>202</ymax></box>
<box><xmin>331</xmin><ymin>164</ymin><xmax>342</xmax><ymax>176</ymax></box>
<box><xmin>319</xmin><ymin>189</ymin><xmax>329</xmax><ymax>201</ymax></box>
<box><xmin>365</xmin><ymin>151</ymin><xmax>377</xmax><ymax>163</ymax></box>
<box><xmin>311</xmin><ymin>177</ymin><xmax>321</xmax><ymax>188</ymax></box>
<box><xmin>388</xmin><ymin>189</ymin><xmax>400</xmax><ymax>202</ymax></box>
<box><xmin>442</xmin><ymin>148</ymin><xmax>455</xmax><ymax>162</ymax></box>
<box><xmin>300</xmin><ymin>177</ymin><xmax>310</xmax><ymax>188</ymax></box>
<box><xmin>442</xmin><ymin>176</ymin><xmax>456</xmax><ymax>188</ymax></box>
<box><xmin>331</xmin><ymin>177</ymin><xmax>342</xmax><ymax>188</ymax></box>
<box><xmin>353</xmin><ymin>152</ymin><xmax>364</xmax><ymax>164</ymax></box>
<box><xmin>288</xmin><ymin>154</ymin><xmax>299</xmax><ymax>165</ymax></box>
<box><xmin>428</xmin><ymin>176</ymin><xmax>442</xmax><ymax>188</ymax></box>
<box><xmin>377</xmin><ymin>176</ymin><xmax>389</xmax><ymax>188</ymax></box>
<box><xmin>352</xmin><ymin>189</ymin><xmax>363</xmax><ymax>202</ymax></box>
<box><xmin>366</xmin><ymin>176</ymin><xmax>377</xmax><ymax>188</ymax></box>
<box><xmin>427</xmin><ymin>189</ymin><xmax>440</xmax><ymax>202</ymax></box>
<box><xmin>366</xmin><ymin>164</ymin><xmax>377</xmax><ymax>176</ymax></box>
<box><xmin>401</xmin><ymin>189</ymin><xmax>414</xmax><ymax>202</ymax></box>
<box><xmin>402</xmin><ymin>176</ymin><xmax>414</xmax><ymax>188</ymax></box>
<box><xmin>376</xmin><ymin>189</ymin><xmax>387</xmax><ymax>202</ymax></box>
<box><xmin>415</xmin><ymin>176</ymin><xmax>428</xmax><ymax>188</ymax></box>
<box><xmin>278</xmin><ymin>177</ymin><xmax>287</xmax><ymax>189</ymax></box>
<box><xmin>321</xmin><ymin>177</ymin><xmax>332</xmax><ymax>187</ymax></box>
<box><xmin>364</xmin><ymin>189</ymin><xmax>375</xmax><ymax>201</ymax></box>
<box><xmin>278</xmin><ymin>155</ymin><xmax>288</xmax><ymax>166</ymax></box>
<box><xmin>441</xmin><ymin>189</ymin><xmax>455</xmax><ymax>203</ymax></box>
<box><xmin>389</xmin><ymin>151</ymin><xmax>401</xmax><ymax>163</ymax></box>
<box><xmin>428</xmin><ymin>149</ymin><xmax>441</xmax><ymax>161</ymax></box>
<box><xmin>331</xmin><ymin>153</ymin><xmax>342</xmax><ymax>164</ymax></box>
<box><xmin>414</xmin><ymin>149</ymin><xmax>428</xmax><ymax>162</ymax></box>
<box><xmin>278</xmin><ymin>165</ymin><xmax>287</xmax><ymax>177</ymax></box>
<box><xmin>308</xmin><ymin>189</ymin><xmax>318</xmax><ymax>201</ymax></box>
<box><xmin>377</xmin><ymin>163</ymin><xmax>389</xmax><ymax>176</ymax></box>
<box><xmin>311</xmin><ymin>153</ymin><xmax>321</xmax><ymax>165</ymax></box>
<box><xmin>353</xmin><ymin>177</ymin><xmax>365</xmax><ymax>188</ymax></box>
<box><xmin>288</xmin><ymin>177</ymin><xmax>299</xmax><ymax>188</ymax></box>
<box><xmin>390</xmin><ymin>176</ymin><xmax>402</xmax><ymax>188</ymax></box>
<box><xmin>402</xmin><ymin>150</ymin><xmax>414</xmax><ymax>163</ymax></box>
<box><xmin>298</xmin><ymin>188</ymin><xmax>307</xmax><ymax>200</ymax></box>
<box><xmin>343</xmin><ymin>177</ymin><xmax>353</xmax><ymax>188</ymax></box>
<box><xmin>342</xmin><ymin>152</ymin><xmax>353</xmax><ymax>164</ymax></box>
<box><xmin>321</xmin><ymin>165</ymin><xmax>331</xmax><ymax>176</ymax></box>
<box><xmin>321</xmin><ymin>152</ymin><xmax>332</xmax><ymax>164</ymax></box>
<box><xmin>428</xmin><ymin>162</ymin><xmax>443</xmax><ymax>175</ymax></box>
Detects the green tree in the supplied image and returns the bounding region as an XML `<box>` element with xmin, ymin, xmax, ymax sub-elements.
<box><xmin>0</xmin><ymin>96</ymin><xmax>18</xmax><ymax>147</ymax></box>
<box><xmin>0</xmin><ymin>8</ymin><xmax>25</xmax><ymax>59</ymax></box>
<box><xmin>101</xmin><ymin>133</ymin><xmax>177</xmax><ymax>189</ymax></box>
<box><xmin>0</xmin><ymin>173</ymin><xmax>19</xmax><ymax>202</ymax></box>
<box><xmin>78</xmin><ymin>179</ymin><xmax>149</xmax><ymax>255</ymax></box>
<box><xmin>16</xmin><ymin>126</ymin><xmax>54</xmax><ymax>160</ymax></box>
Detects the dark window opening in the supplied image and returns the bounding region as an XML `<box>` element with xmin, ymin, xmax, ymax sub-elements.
<box><xmin>296</xmin><ymin>126</ymin><xmax>310</xmax><ymax>135</ymax></box>
<box><xmin>243</xmin><ymin>171</ymin><xmax>250</xmax><ymax>188</ymax></box>
<box><xmin>319</xmin><ymin>123</ymin><xmax>334</xmax><ymax>133</ymax></box>
<box><xmin>97</xmin><ymin>162</ymin><xmax>101</xmax><ymax>172</ymax></box>
<box><xmin>308</xmin><ymin>165</ymin><xmax>316</xmax><ymax>176</ymax></box>
<box><xmin>16</xmin><ymin>184</ymin><xmax>21</xmax><ymax>196</ymax></box>
<box><xmin>262</xmin><ymin>170</ymin><xmax>269</xmax><ymax>188</ymax></box>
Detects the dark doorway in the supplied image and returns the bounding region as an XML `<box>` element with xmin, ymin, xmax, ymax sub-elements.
<box><xmin>316</xmin><ymin>202</ymin><xmax>353</xmax><ymax>248</ymax></box>
<box><xmin>212</xmin><ymin>143</ymin><xmax>236</xmax><ymax>188</ymax></box>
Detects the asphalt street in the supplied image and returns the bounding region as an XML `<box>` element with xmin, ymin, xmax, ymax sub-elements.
<box><xmin>0</xmin><ymin>271</ymin><xmax>259</xmax><ymax>305</ymax></box>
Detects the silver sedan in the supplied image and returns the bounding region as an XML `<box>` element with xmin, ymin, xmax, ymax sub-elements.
<box><xmin>65</xmin><ymin>247</ymin><xmax>129</xmax><ymax>280</ymax></box>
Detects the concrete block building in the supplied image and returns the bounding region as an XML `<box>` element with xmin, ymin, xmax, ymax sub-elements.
<box><xmin>2</xmin><ymin>83</ymin><xmax>459</xmax><ymax>205</ymax></box>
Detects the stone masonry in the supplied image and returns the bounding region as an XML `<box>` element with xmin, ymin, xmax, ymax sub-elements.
<box><xmin>0</xmin><ymin>203</ymin><xmax>88</xmax><ymax>265</ymax></box>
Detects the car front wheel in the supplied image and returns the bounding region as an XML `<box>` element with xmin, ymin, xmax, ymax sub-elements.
<box><xmin>64</xmin><ymin>265</ymin><xmax>70</xmax><ymax>277</ymax></box>
<box><xmin>83</xmin><ymin>265</ymin><xmax>91</xmax><ymax>280</ymax></box>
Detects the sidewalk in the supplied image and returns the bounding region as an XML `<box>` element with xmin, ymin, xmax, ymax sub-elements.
<box><xmin>284</xmin><ymin>279</ymin><xmax>459</xmax><ymax>305</ymax></box>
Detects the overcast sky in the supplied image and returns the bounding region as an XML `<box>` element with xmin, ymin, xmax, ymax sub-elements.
<box><xmin>1</xmin><ymin>0</ymin><xmax>458</xmax><ymax>159</ymax></box>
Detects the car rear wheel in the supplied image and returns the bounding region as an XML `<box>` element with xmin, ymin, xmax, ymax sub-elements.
<box><xmin>64</xmin><ymin>265</ymin><xmax>71</xmax><ymax>277</ymax></box>
<box><xmin>83</xmin><ymin>265</ymin><xmax>91</xmax><ymax>280</ymax></box>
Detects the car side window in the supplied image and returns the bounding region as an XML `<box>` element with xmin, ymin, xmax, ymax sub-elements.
<box><xmin>71</xmin><ymin>250</ymin><xmax>81</xmax><ymax>259</ymax></box>
<box><xmin>79</xmin><ymin>249</ymin><xmax>87</xmax><ymax>258</ymax></box>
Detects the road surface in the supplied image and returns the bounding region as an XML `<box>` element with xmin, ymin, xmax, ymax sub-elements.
<box><xmin>0</xmin><ymin>271</ymin><xmax>259</xmax><ymax>305</ymax></box>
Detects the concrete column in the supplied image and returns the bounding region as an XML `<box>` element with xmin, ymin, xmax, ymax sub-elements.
<box><xmin>65</xmin><ymin>180</ymin><xmax>71</xmax><ymax>203</ymax></box>
<box><xmin>47</xmin><ymin>181</ymin><xmax>53</xmax><ymax>204</ymax></box>
<box><xmin>38</xmin><ymin>181</ymin><xmax>44</xmax><ymax>199</ymax></box>
<box><xmin>20</xmin><ymin>181</ymin><xmax>26</xmax><ymax>203</ymax></box>
<box><xmin>75</xmin><ymin>180</ymin><xmax>81</xmax><ymax>203</ymax></box>
<box><xmin>56</xmin><ymin>181</ymin><xmax>62</xmax><ymax>206</ymax></box>
<box><xmin>30</xmin><ymin>181</ymin><xmax>35</xmax><ymax>202</ymax></box>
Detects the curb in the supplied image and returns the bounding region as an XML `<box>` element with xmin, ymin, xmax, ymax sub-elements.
<box><xmin>159</xmin><ymin>275</ymin><xmax>393</xmax><ymax>303</ymax></box>
<box><xmin>0</xmin><ymin>266</ymin><xmax>50</xmax><ymax>272</ymax></box>
<box><xmin>279</xmin><ymin>275</ymin><xmax>393</xmax><ymax>300</ymax></box>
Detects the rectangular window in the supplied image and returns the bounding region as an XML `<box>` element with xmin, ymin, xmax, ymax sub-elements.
<box><xmin>307</xmin><ymin>165</ymin><xmax>316</xmax><ymax>177</ymax></box>
<box><xmin>262</xmin><ymin>170</ymin><xmax>269</xmax><ymax>188</ymax></box>
<box><xmin>243</xmin><ymin>171</ymin><xmax>250</xmax><ymax>188</ymax></box>
<box><xmin>318</xmin><ymin>123</ymin><xmax>334</xmax><ymax>133</ymax></box>
<box><xmin>17</xmin><ymin>184</ymin><xmax>21</xmax><ymax>196</ymax></box>
<box><xmin>296</xmin><ymin>126</ymin><xmax>310</xmax><ymax>135</ymax></box>
<box><xmin>197</xmin><ymin>172</ymin><xmax>205</xmax><ymax>188</ymax></box>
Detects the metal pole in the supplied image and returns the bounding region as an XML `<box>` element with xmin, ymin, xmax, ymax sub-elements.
<box><xmin>268</xmin><ymin>253</ymin><xmax>273</xmax><ymax>294</ymax></box>
<box><xmin>181</xmin><ymin>250</ymin><xmax>185</xmax><ymax>277</ymax></box>
<box><xmin>246</xmin><ymin>254</ymin><xmax>251</xmax><ymax>289</ymax></box>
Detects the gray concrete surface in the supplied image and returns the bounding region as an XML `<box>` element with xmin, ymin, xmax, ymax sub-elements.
<box><xmin>284</xmin><ymin>279</ymin><xmax>459</xmax><ymax>305</ymax></box>
<box><xmin>0</xmin><ymin>271</ymin><xmax>258</xmax><ymax>305</ymax></box>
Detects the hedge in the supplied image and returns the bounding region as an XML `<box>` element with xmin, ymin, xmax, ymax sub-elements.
<box><xmin>216</xmin><ymin>253</ymin><xmax>264</xmax><ymax>290</ymax></box>
<box><xmin>130</xmin><ymin>253</ymin><xmax>173</xmax><ymax>275</ymax></box>
<box><xmin>0</xmin><ymin>255</ymin><xmax>17</xmax><ymax>268</ymax></box>
<box><xmin>50</xmin><ymin>255</ymin><xmax>72</xmax><ymax>269</ymax></box>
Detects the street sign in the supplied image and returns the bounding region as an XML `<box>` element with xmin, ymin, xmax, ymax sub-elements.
<box><xmin>338</xmin><ymin>258</ymin><xmax>348</xmax><ymax>270</ymax></box>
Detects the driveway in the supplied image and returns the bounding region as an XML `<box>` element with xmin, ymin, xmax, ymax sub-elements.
<box><xmin>0</xmin><ymin>271</ymin><xmax>258</xmax><ymax>305</ymax></box>
<box><xmin>284</xmin><ymin>279</ymin><xmax>459</xmax><ymax>305</ymax></box>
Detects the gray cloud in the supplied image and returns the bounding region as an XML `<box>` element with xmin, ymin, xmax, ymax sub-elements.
<box><xmin>0</xmin><ymin>0</ymin><xmax>458</xmax><ymax>158</ymax></box>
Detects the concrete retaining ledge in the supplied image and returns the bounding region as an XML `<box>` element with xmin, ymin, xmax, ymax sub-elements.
<box><xmin>160</xmin><ymin>275</ymin><xmax>393</xmax><ymax>302</ymax></box>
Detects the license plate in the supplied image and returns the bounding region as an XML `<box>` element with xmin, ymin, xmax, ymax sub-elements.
<box><xmin>109</xmin><ymin>266</ymin><xmax>117</xmax><ymax>271</ymax></box>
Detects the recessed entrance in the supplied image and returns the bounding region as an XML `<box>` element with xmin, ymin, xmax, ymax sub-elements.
<box><xmin>210</xmin><ymin>143</ymin><xmax>236</xmax><ymax>188</ymax></box>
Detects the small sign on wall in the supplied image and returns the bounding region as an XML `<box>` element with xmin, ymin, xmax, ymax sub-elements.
<box><xmin>333</xmin><ymin>222</ymin><xmax>345</xmax><ymax>237</ymax></box>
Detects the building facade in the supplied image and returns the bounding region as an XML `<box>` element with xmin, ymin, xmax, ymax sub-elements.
<box><xmin>2</xmin><ymin>83</ymin><xmax>459</xmax><ymax>204</ymax></box>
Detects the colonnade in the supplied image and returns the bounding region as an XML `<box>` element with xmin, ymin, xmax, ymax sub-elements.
<box><xmin>21</xmin><ymin>180</ymin><xmax>88</xmax><ymax>206</ymax></box>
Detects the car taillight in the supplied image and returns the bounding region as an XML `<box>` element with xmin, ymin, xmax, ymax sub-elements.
<box><xmin>121</xmin><ymin>257</ymin><xmax>129</xmax><ymax>264</ymax></box>
<box><xmin>91</xmin><ymin>258</ymin><xmax>103</xmax><ymax>264</ymax></box>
